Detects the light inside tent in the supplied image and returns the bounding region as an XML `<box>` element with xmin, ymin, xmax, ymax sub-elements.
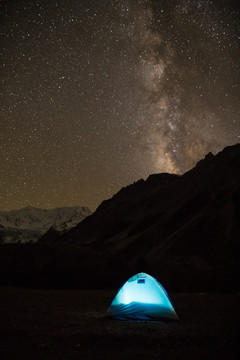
<box><xmin>106</xmin><ymin>272</ymin><xmax>179</xmax><ymax>321</ymax></box>
<box><xmin>112</xmin><ymin>273</ymin><xmax>172</xmax><ymax>308</ymax></box>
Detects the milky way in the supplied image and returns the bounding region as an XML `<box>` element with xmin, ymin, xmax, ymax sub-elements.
<box><xmin>1</xmin><ymin>0</ymin><xmax>239</xmax><ymax>210</ymax></box>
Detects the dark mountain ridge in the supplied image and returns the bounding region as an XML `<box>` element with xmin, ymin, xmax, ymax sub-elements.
<box><xmin>58</xmin><ymin>144</ymin><xmax>240</xmax><ymax>253</ymax></box>
<box><xmin>1</xmin><ymin>144</ymin><xmax>240</xmax><ymax>291</ymax></box>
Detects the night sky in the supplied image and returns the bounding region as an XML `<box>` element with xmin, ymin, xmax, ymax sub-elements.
<box><xmin>1</xmin><ymin>0</ymin><xmax>239</xmax><ymax>211</ymax></box>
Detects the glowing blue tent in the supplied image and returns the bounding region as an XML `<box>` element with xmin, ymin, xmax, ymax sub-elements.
<box><xmin>106</xmin><ymin>272</ymin><xmax>179</xmax><ymax>321</ymax></box>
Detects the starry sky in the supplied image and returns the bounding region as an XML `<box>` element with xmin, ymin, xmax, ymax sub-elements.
<box><xmin>1</xmin><ymin>0</ymin><xmax>239</xmax><ymax>211</ymax></box>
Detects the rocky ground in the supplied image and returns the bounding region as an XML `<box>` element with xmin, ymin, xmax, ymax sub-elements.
<box><xmin>0</xmin><ymin>288</ymin><xmax>239</xmax><ymax>360</ymax></box>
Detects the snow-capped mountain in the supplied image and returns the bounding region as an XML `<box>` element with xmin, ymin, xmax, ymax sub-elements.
<box><xmin>0</xmin><ymin>206</ymin><xmax>91</xmax><ymax>244</ymax></box>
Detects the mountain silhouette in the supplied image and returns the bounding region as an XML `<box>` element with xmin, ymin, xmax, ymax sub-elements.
<box><xmin>1</xmin><ymin>144</ymin><xmax>239</xmax><ymax>291</ymax></box>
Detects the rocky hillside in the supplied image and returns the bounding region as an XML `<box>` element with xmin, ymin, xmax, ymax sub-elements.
<box><xmin>0</xmin><ymin>144</ymin><xmax>239</xmax><ymax>291</ymax></box>
<box><xmin>46</xmin><ymin>143</ymin><xmax>240</xmax><ymax>290</ymax></box>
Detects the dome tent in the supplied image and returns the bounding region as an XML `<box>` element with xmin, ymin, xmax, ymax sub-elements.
<box><xmin>105</xmin><ymin>272</ymin><xmax>179</xmax><ymax>321</ymax></box>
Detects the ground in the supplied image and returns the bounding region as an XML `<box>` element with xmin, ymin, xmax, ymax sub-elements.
<box><xmin>0</xmin><ymin>288</ymin><xmax>239</xmax><ymax>360</ymax></box>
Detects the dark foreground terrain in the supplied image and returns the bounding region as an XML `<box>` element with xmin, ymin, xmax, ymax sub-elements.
<box><xmin>0</xmin><ymin>288</ymin><xmax>239</xmax><ymax>360</ymax></box>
